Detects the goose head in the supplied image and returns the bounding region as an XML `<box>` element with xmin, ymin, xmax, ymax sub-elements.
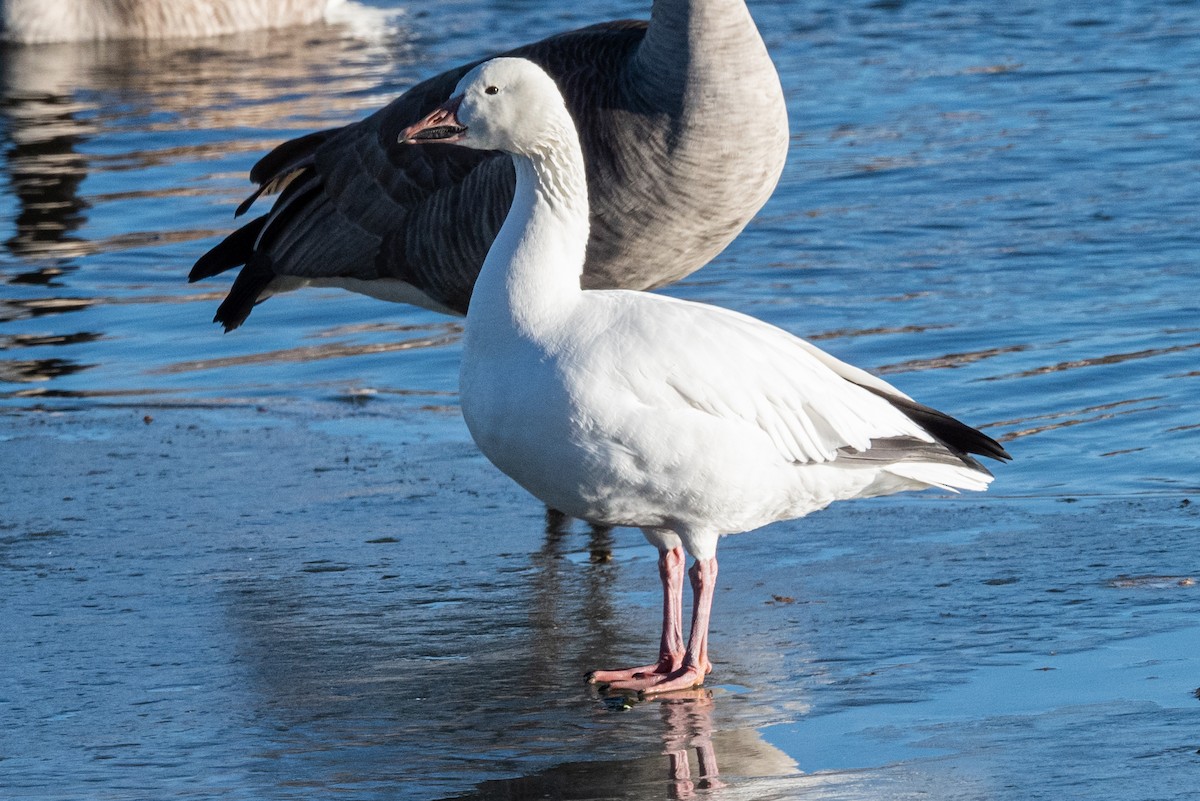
<box><xmin>399</xmin><ymin>57</ymin><xmax>568</xmax><ymax>156</ymax></box>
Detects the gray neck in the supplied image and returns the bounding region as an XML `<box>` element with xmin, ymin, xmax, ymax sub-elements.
<box><xmin>632</xmin><ymin>0</ymin><xmax>769</xmax><ymax>112</ymax></box>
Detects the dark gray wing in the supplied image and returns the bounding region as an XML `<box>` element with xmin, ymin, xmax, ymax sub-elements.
<box><xmin>191</xmin><ymin>20</ymin><xmax>647</xmax><ymax>330</ymax></box>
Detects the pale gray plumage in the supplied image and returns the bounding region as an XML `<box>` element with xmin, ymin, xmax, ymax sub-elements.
<box><xmin>189</xmin><ymin>0</ymin><xmax>789</xmax><ymax>330</ymax></box>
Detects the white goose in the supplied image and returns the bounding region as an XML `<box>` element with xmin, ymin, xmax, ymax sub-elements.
<box><xmin>1</xmin><ymin>0</ymin><xmax>357</xmax><ymax>43</ymax></box>
<box><xmin>401</xmin><ymin>58</ymin><xmax>1010</xmax><ymax>694</ymax></box>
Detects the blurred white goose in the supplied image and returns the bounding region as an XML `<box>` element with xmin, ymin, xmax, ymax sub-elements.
<box><xmin>402</xmin><ymin>58</ymin><xmax>1010</xmax><ymax>693</ymax></box>
<box><xmin>1</xmin><ymin>0</ymin><xmax>358</xmax><ymax>43</ymax></box>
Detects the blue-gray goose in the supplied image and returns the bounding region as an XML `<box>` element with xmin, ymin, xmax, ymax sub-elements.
<box><xmin>189</xmin><ymin>0</ymin><xmax>789</xmax><ymax>330</ymax></box>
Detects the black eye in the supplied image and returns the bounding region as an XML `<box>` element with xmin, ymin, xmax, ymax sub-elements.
<box><xmin>485</xmin><ymin>85</ymin><xmax>499</xmax><ymax>95</ymax></box>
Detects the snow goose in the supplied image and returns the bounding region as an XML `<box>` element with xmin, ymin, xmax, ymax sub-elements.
<box><xmin>0</xmin><ymin>0</ymin><xmax>367</xmax><ymax>43</ymax></box>
<box><xmin>401</xmin><ymin>58</ymin><xmax>1011</xmax><ymax>694</ymax></box>
<box><xmin>189</xmin><ymin>0</ymin><xmax>788</xmax><ymax>330</ymax></box>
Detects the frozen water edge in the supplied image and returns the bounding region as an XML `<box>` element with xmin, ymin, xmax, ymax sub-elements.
<box><xmin>765</xmin><ymin>625</ymin><xmax>1200</xmax><ymax>781</ymax></box>
<box><xmin>1</xmin><ymin>402</ymin><xmax>1197</xmax><ymax>800</ymax></box>
<box><xmin>3</xmin><ymin>0</ymin><xmax>1200</xmax><ymax>796</ymax></box>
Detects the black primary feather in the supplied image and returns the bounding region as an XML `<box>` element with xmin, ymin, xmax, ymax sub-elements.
<box><xmin>213</xmin><ymin>257</ymin><xmax>275</xmax><ymax>332</ymax></box>
<box><xmin>189</xmin><ymin>214</ymin><xmax>268</xmax><ymax>282</ymax></box>
<box><xmin>859</xmin><ymin>384</ymin><xmax>1012</xmax><ymax>463</ymax></box>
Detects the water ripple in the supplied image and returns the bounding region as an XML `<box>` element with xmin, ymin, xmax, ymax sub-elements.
<box><xmin>3</xmin><ymin>2</ymin><xmax>1200</xmax><ymax>798</ymax></box>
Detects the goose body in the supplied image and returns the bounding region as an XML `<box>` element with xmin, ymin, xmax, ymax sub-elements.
<box><xmin>403</xmin><ymin>58</ymin><xmax>1010</xmax><ymax>693</ymax></box>
<box><xmin>0</xmin><ymin>0</ymin><xmax>348</xmax><ymax>43</ymax></box>
<box><xmin>465</xmin><ymin>289</ymin><xmax>999</xmax><ymax>551</ymax></box>
<box><xmin>189</xmin><ymin>0</ymin><xmax>788</xmax><ymax>330</ymax></box>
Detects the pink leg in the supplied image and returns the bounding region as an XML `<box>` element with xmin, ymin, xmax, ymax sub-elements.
<box><xmin>666</xmin><ymin>749</ymin><xmax>693</xmax><ymax>797</ymax></box>
<box><xmin>695</xmin><ymin>740</ymin><xmax>727</xmax><ymax>790</ymax></box>
<box><xmin>596</xmin><ymin>556</ymin><xmax>719</xmax><ymax>694</ymax></box>
<box><xmin>661</xmin><ymin>691</ymin><xmax>728</xmax><ymax>790</ymax></box>
<box><xmin>588</xmin><ymin>546</ymin><xmax>686</xmax><ymax>684</ymax></box>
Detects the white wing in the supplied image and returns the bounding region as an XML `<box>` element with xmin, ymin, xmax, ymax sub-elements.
<box><xmin>590</xmin><ymin>291</ymin><xmax>938</xmax><ymax>467</ymax></box>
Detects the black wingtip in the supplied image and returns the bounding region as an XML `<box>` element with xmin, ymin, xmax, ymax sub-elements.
<box><xmin>861</xmin><ymin>385</ymin><xmax>1012</xmax><ymax>464</ymax></box>
<box><xmin>189</xmin><ymin>214</ymin><xmax>269</xmax><ymax>283</ymax></box>
<box><xmin>914</xmin><ymin>400</ymin><xmax>1012</xmax><ymax>464</ymax></box>
<box><xmin>213</xmin><ymin>305</ymin><xmax>245</xmax><ymax>333</ymax></box>
<box><xmin>980</xmin><ymin>434</ymin><xmax>1012</xmax><ymax>462</ymax></box>
<box><xmin>234</xmin><ymin>185</ymin><xmax>267</xmax><ymax>218</ymax></box>
<box><xmin>215</xmin><ymin>314</ymin><xmax>239</xmax><ymax>334</ymax></box>
<box><xmin>212</xmin><ymin>257</ymin><xmax>275</xmax><ymax>332</ymax></box>
<box><xmin>249</xmin><ymin>128</ymin><xmax>333</xmax><ymax>185</ymax></box>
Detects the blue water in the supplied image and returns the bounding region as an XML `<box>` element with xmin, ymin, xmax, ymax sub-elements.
<box><xmin>3</xmin><ymin>1</ymin><xmax>1198</xmax><ymax>497</ymax></box>
<box><xmin>9</xmin><ymin>1</ymin><xmax>1200</xmax><ymax>501</ymax></box>
<box><xmin>2</xmin><ymin>2</ymin><xmax>1199</xmax><ymax>799</ymax></box>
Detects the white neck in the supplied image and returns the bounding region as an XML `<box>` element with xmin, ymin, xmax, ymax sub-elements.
<box><xmin>466</xmin><ymin>123</ymin><xmax>590</xmax><ymax>341</ymax></box>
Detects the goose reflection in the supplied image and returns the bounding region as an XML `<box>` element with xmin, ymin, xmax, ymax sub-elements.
<box><xmin>448</xmin><ymin>691</ymin><xmax>800</xmax><ymax>800</ymax></box>
<box><xmin>0</xmin><ymin>18</ymin><xmax>408</xmax><ymax>396</ymax></box>
<box><xmin>212</xmin><ymin>498</ymin><xmax>804</xmax><ymax>797</ymax></box>
<box><xmin>530</xmin><ymin>510</ymin><xmax>627</xmax><ymax>682</ymax></box>
<box><xmin>0</xmin><ymin>44</ymin><xmax>92</xmax><ymax>263</ymax></box>
<box><xmin>659</xmin><ymin>691</ymin><xmax>729</xmax><ymax>797</ymax></box>
<box><xmin>0</xmin><ymin>22</ymin><xmax>405</xmax><ymax>263</ymax></box>
<box><xmin>546</xmin><ymin>508</ymin><xmax>616</xmax><ymax>562</ymax></box>
<box><xmin>0</xmin><ymin>0</ymin><xmax>391</xmax><ymax>43</ymax></box>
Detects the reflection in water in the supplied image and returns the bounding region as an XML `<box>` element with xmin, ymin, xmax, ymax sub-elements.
<box><xmin>0</xmin><ymin>43</ymin><xmax>103</xmax><ymax>261</ymax></box>
<box><xmin>0</xmin><ymin>0</ymin><xmax>395</xmax><ymax>43</ymax></box>
<box><xmin>587</xmin><ymin>524</ymin><xmax>615</xmax><ymax>564</ymax></box>
<box><xmin>0</xmin><ymin>300</ymin><xmax>100</xmax><ymax>383</ymax></box>
<box><xmin>0</xmin><ymin>331</ymin><xmax>100</xmax><ymax>347</ymax></box>
<box><xmin>448</xmin><ymin>692</ymin><xmax>798</xmax><ymax>800</ymax></box>
<box><xmin>0</xmin><ymin>44</ymin><xmax>93</xmax><ymax>260</ymax></box>
<box><xmin>0</xmin><ymin>385</ymin><xmax>183</xmax><ymax>400</ymax></box>
<box><xmin>877</xmin><ymin>344</ymin><xmax>1029</xmax><ymax>374</ymax></box>
<box><xmin>214</xmin><ymin>501</ymin><xmax>803</xmax><ymax>798</ymax></box>
<box><xmin>808</xmin><ymin>323</ymin><xmax>952</xmax><ymax>341</ymax></box>
<box><xmin>0</xmin><ymin>295</ymin><xmax>94</xmax><ymax>321</ymax></box>
<box><xmin>657</xmin><ymin>692</ymin><xmax>728</xmax><ymax>797</ymax></box>
<box><xmin>986</xmin><ymin>341</ymin><xmax>1200</xmax><ymax>380</ymax></box>
<box><xmin>153</xmin><ymin>322</ymin><xmax>462</xmax><ymax>374</ymax></box>
<box><xmin>0</xmin><ymin>67</ymin><xmax>90</xmax><ymax>259</ymax></box>
<box><xmin>0</xmin><ymin>16</ymin><xmax>416</xmax><ymax>401</ymax></box>
<box><xmin>3</xmin><ymin>1</ymin><xmax>1199</xmax><ymax>798</ymax></box>
<box><xmin>546</xmin><ymin>507</ymin><xmax>616</xmax><ymax>562</ymax></box>
<box><xmin>0</xmin><ymin>355</ymin><xmax>93</xmax><ymax>383</ymax></box>
<box><xmin>0</xmin><ymin>25</ymin><xmax>408</xmax><ymax>262</ymax></box>
<box><xmin>987</xmin><ymin>396</ymin><xmax>1168</xmax><ymax>443</ymax></box>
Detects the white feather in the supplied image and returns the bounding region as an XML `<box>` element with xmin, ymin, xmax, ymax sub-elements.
<box><xmin>445</xmin><ymin>58</ymin><xmax>1000</xmax><ymax>562</ymax></box>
